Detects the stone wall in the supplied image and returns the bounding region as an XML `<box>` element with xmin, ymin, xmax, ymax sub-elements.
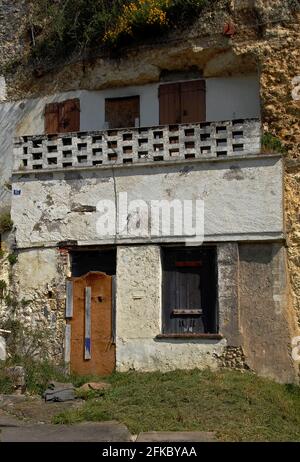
<box><xmin>2</xmin><ymin>247</ymin><xmax>69</xmax><ymax>361</ymax></box>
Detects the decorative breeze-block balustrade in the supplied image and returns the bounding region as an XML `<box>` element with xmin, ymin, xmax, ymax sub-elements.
<box><xmin>13</xmin><ymin>119</ymin><xmax>261</xmax><ymax>172</ymax></box>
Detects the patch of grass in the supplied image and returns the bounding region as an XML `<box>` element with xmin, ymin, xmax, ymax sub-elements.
<box><xmin>262</xmin><ymin>132</ymin><xmax>287</xmax><ymax>154</ymax></box>
<box><xmin>53</xmin><ymin>369</ymin><xmax>300</xmax><ymax>442</ymax></box>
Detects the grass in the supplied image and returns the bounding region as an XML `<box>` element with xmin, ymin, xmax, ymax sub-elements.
<box><xmin>1</xmin><ymin>360</ymin><xmax>300</xmax><ymax>441</ymax></box>
<box><xmin>52</xmin><ymin>368</ymin><xmax>300</xmax><ymax>442</ymax></box>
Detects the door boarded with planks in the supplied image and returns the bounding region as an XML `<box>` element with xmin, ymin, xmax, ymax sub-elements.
<box><xmin>65</xmin><ymin>272</ymin><xmax>115</xmax><ymax>376</ymax></box>
<box><xmin>159</xmin><ymin>80</ymin><xmax>206</xmax><ymax>125</ymax></box>
<box><xmin>162</xmin><ymin>247</ymin><xmax>218</xmax><ymax>335</ymax></box>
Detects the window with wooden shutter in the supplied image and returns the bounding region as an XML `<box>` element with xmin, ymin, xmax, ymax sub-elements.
<box><xmin>44</xmin><ymin>99</ymin><xmax>80</xmax><ymax>134</ymax></box>
<box><xmin>162</xmin><ymin>247</ymin><xmax>218</xmax><ymax>335</ymax></box>
<box><xmin>105</xmin><ymin>96</ymin><xmax>140</xmax><ymax>129</ymax></box>
<box><xmin>159</xmin><ymin>80</ymin><xmax>206</xmax><ymax>125</ymax></box>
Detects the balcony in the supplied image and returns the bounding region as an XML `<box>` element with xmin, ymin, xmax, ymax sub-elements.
<box><xmin>13</xmin><ymin>118</ymin><xmax>261</xmax><ymax>173</ymax></box>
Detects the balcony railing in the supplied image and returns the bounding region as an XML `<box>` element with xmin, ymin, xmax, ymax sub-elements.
<box><xmin>13</xmin><ymin>119</ymin><xmax>261</xmax><ymax>172</ymax></box>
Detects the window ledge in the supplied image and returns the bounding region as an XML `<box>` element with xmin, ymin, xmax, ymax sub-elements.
<box><xmin>155</xmin><ymin>333</ymin><xmax>223</xmax><ymax>340</ymax></box>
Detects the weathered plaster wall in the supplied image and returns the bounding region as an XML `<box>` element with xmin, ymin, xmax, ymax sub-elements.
<box><xmin>11</xmin><ymin>156</ymin><xmax>283</xmax><ymax>248</ymax></box>
<box><xmin>239</xmin><ymin>243</ymin><xmax>298</xmax><ymax>383</ymax></box>
<box><xmin>116</xmin><ymin>245</ymin><xmax>226</xmax><ymax>372</ymax></box>
<box><xmin>9</xmin><ymin>247</ymin><xmax>69</xmax><ymax>360</ymax></box>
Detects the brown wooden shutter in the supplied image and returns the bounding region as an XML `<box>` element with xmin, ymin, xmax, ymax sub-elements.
<box><xmin>159</xmin><ymin>83</ymin><xmax>181</xmax><ymax>125</ymax></box>
<box><xmin>105</xmin><ymin>96</ymin><xmax>140</xmax><ymax>129</ymax></box>
<box><xmin>181</xmin><ymin>80</ymin><xmax>206</xmax><ymax>124</ymax></box>
<box><xmin>45</xmin><ymin>99</ymin><xmax>80</xmax><ymax>134</ymax></box>
<box><xmin>59</xmin><ymin>98</ymin><xmax>80</xmax><ymax>133</ymax></box>
<box><xmin>45</xmin><ymin>103</ymin><xmax>59</xmax><ymax>134</ymax></box>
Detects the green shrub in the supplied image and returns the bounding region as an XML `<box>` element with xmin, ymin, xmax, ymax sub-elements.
<box><xmin>0</xmin><ymin>280</ymin><xmax>7</xmax><ymax>299</ymax></box>
<box><xmin>0</xmin><ymin>212</ymin><xmax>13</xmax><ymax>234</ymax></box>
<box><xmin>7</xmin><ymin>253</ymin><xmax>18</xmax><ymax>266</ymax></box>
<box><xmin>26</xmin><ymin>0</ymin><xmax>213</xmax><ymax>68</ymax></box>
<box><xmin>262</xmin><ymin>132</ymin><xmax>287</xmax><ymax>154</ymax></box>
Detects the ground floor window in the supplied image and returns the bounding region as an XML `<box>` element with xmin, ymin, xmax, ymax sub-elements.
<box><xmin>162</xmin><ymin>246</ymin><xmax>218</xmax><ymax>335</ymax></box>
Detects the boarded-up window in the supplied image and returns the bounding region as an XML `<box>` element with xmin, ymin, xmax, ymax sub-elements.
<box><xmin>105</xmin><ymin>96</ymin><xmax>140</xmax><ymax>129</ymax></box>
<box><xmin>45</xmin><ymin>99</ymin><xmax>80</xmax><ymax>134</ymax></box>
<box><xmin>162</xmin><ymin>247</ymin><xmax>217</xmax><ymax>335</ymax></box>
<box><xmin>159</xmin><ymin>80</ymin><xmax>206</xmax><ymax>125</ymax></box>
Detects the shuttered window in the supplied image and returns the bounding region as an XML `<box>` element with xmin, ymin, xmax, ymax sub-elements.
<box><xmin>162</xmin><ymin>247</ymin><xmax>218</xmax><ymax>335</ymax></box>
<box><xmin>105</xmin><ymin>96</ymin><xmax>140</xmax><ymax>129</ymax></box>
<box><xmin>45</xmin><ymin>99</ymin><xmax>80</xmax><ymax>134</ymax></box>
<box><xmin>159</xmin><ymin>80</ymin><xmax>206</xmax><ymax>125</ymax></box>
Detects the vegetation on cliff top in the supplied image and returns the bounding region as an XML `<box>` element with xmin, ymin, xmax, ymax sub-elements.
<box><xmin>25</xmin><ymin>0</ymin><xmax>213</xmax><ymax>68</ymax></box>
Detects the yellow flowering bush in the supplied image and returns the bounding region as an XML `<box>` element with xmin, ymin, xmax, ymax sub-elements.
<box><xmin>104</xmin><ymin>0</ymin><xmax>171</xmax><ymax>44</ymax></box>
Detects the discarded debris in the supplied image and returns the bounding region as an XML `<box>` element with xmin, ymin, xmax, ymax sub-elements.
<box><xmin>43</xmin><ymin>381</ymin><xmax>75</xmax><ymax>402</ymax></box>
<box><xmin>77</xmin><ymin>382</ymin><xmax>111</xmax><ymax>393</ymax></box>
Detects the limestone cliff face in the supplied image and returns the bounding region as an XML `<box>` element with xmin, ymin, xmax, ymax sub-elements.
<box><xmin>0</xmin><ymin>0</ymin><xmax>26</xmax><ymax>74</ymax></box>
<box><xmin>0</xmin><ymin>0</ymin><xmax>300</xmax><ymax>348</ymax></box>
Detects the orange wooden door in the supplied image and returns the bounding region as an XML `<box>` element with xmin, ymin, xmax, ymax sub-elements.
<box><xmin>66</xmin><ymin>272</ymin><xmax>115</xmax><ymax>376</ymax></box>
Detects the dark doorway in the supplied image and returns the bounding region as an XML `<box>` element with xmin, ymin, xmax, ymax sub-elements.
<box><xmin>71</xmin><ymin>248</ymin><xmax>116</xmax><ymax>277</ymax></box>
<box><xmin>162</xmin><ymin>246</ymin><xmax>218</xmax><ymax>335</ymax></box>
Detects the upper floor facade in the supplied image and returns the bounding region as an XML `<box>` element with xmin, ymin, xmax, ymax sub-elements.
<box><xmin>12</xmin><ymin>73</ymin><xmax>261</xmax><ymax>173</ymax></box>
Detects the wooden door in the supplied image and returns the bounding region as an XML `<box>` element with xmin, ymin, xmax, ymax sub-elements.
<box><xmin>159</xmin><ymin>80</ymin><xmax>206</xmax><ymax>125</ymax></box>
<box><xmin>105</xmin><ymin>96</ymin><xmax>140</xmax><ymax>129</ymax></box>
<box><xmin>66</xmin><ymin>272</ymin><xmax>115</xmax><ymax>376</ymax></box>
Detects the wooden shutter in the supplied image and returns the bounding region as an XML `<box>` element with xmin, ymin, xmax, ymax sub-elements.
<box><xmin>159</xmin><ymin>83</ymin><xmax>181</xmax><ymax>125</ymax></box>
<box><xmin>181</xmin><ymin>80</ymin><xmax>206</xmax><ymax>124</ymax></box>
<box><xmin>44</xmin><ymin>99</ymin><xmax>80</xmax><ymax>134</ymax></box>
<box><xmin>105</xmin><ymin>96</ymin><xmax>140</xmax><ymax>129</ymax></box>
<box><xmin>45</xmin><ymin>103</ymin><xmax>59</xmax><ymax>134</ymax></box>
<box><xmin>159</xmin><ymin>80</ymin><xmax>206</xmax><ymax>125</ymax></box>
<box><xmin>59</xmin><ymin>98</ymin><xmax>80</xmax><ymax>133</ymax></box>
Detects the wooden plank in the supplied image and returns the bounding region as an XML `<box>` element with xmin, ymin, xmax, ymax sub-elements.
<box><xmin>175</xmin><ymin>261</ymin><xmax>202</xmax><ymax>268</ymax></box>
<box><xmin>59</xmin><ymin>98</ymin><xmax>80</xmax><ymax>133</ymax></box>
<box><xmin>159</xmin><ymin>83</ymin><xmax>181</xmax><ymax>125</ymax></box>
<box><xmin>112</xmin><ymin>275</ymin><xmax>116</xmax><ymax>344</ymax></box>
<box><xmin>44</xmin><ymin>102</ymin><xmax>59</xmax><ymax>134</ymax></box>
<box><xmin>172</xmin><ymin>309</ymin><xmax>203</xmax><ymax>316</ymax></box>
<box><xmin>84</xmin><ymin>286</ymin><xmax>92</xmax><ymax>360</ymax></box>
<box><xmin>65</xmin><ymin>280</ymin><xmax>73</xmax><ymax>318</ymax></box>
<box><xmin>64</xmin><ymin>324</ymin><xmax>71</xmax><ymax>364</ymax></box>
